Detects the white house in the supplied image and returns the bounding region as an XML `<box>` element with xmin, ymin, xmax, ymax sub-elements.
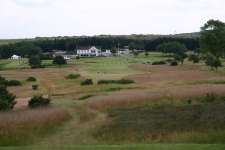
<box><xmin>11</xmin><ymin>55</ymin><xmax>21</xmax><ymax>60</ymax></box>
<box><xmin>77</xmin><ymin>46</ymin><xmax>102</xmax><ymax>57</ymax></box>
<box><xmin>101</xmin><ymin>50</ymin><xmax>112</xmax><ymax>57</ymax></box>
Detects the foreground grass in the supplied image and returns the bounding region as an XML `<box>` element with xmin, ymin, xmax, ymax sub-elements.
<box><xmin>1</xmin><ymin>144</ymin><xmax>225</xmax><ymax>150</ymax></box>
<box><xmin>0</xmin><ymin>107</ymin><xmax>71</xmax><ymax>146</ymax></box>
<box><xmin>94</xmin><ymin>95</ymin><xmax>225</xmax><ymax>144</ymax></box>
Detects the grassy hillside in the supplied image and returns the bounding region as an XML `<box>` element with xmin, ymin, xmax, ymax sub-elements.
<box><xmin>0</xmin><ymin>39</ymin><xmax>33</xmax><ymax>45</ymax></box>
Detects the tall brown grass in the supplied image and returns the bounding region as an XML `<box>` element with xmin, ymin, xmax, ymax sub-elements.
<box><xmin>0</xmin><ymin>107</ymin><xmax>71</xmax><ymax>146</ymax></box>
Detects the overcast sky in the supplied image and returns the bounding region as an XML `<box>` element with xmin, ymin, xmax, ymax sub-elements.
<box><xmin>0</xmin><ymin>0</ymin><xmax>225</xmax><ymax>39</ymax></box>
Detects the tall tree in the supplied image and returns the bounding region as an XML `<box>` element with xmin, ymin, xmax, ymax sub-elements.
<box><xmin>200</xmin><ymin>20</ymin><xmax>225</xmax><ymax>58</ymax></box>
<box><xmin>29</xmin><ymin>55</ymin><xmax>42</xmax><ymax>69</ymax></box>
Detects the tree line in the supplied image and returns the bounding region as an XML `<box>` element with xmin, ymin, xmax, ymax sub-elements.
<box><xmin>0</xmin><ymin>36</ymin><xmax>199</xmax><ymax>59</ymax></box>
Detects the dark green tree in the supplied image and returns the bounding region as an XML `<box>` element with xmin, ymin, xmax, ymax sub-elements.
<box><xmin>0</xmin><ymin>85</ymin><xmax>16</xmax><ymax>111</ymax></box>
<box><xmin>205</xmin><ymin>53</ymin><xmax>222</xmax><ymax>70</ymax></box>
<box><xmin>156</xmin><ymin>42</ymin><xmax>187</xmax><ymax>54</ymax></box>
<box><xmin>200</xmin><ymin>20</ymin><xmax>225</xmax><ymax>58</ymax></box>
<box><xmin>29</xmin><ymin>55</ymin><xmax>42</xmax><ymax>69</ymax></box>
<box><xmin>53</xmin><ymin>56</ymin><xmax>67</xmax><ymax>66</ymax></box>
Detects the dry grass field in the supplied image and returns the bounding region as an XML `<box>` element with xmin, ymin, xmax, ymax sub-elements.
<box><xmin>0</xmin><ymin>53</ymin><xmax>225</xmax><ymax>148</ymax></box>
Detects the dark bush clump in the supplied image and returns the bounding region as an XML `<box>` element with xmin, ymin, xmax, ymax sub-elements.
<box><xmin>0</xmin><ymin>85</ymin><xmax>16</xmax><ymax>111</ymax></box>
<box><xmin>188</xmin><ymin>54</ymin><xmax>200</xmax><ymax>63</ymax></box>
<box><xmin>0</xmin><ymin>76</ymin><xmax>22</xmax><ymax>87</ymax></box>
<box><xmin>65</xmin><ymin>74</ymin><xmax>80</xmax><ymax>79</ymax></box>
<box><xmin>166</xmin><ymin>59</ymin><xmax>173</xmax><ymax>63</ymax></box>
<box><xmin>26</xmin><ymin>77</ymin><xmax>37</xmax><ymax>82</ymax></box>
<box><xmin>116</xmin><ymin>79</ymin><xmax>135</xmax><ymax>84</ymax></box>
<box><xmin>170</xmin><ymin>61</ymin><xmax>178</xmax><ymax>66</ymax></box>
<box><xmin>152</xmin><ymin>61</ymin><xmax>167</xmax><ymax>65</ymax></box>
<box><xmin>0</xmin><ymin>76</ymin><xmax>8</xmax><ymax>86</ymax></box>
<box><xmin>32</xmin><ymin>85</ymin><xmax>39</xmax><ymax>90</ymax></box>
<box><xmin>28</xmin><ymin>96</ymin><xmax>51</xmax><ymax>108</ymax></box>
<box><xmin>98</xmin><ymin>79</ymin><xmax>135</xmax><ymax>85</ymax></box>
<box><xmin>7</xmin><ymin>80</ymin><xmax>22</xmax><ymax>86</ymax></box>
<box><xmin>80</xmin><ymin>79</ymin><xmax>93</xmax><ymax>86</ymax></box>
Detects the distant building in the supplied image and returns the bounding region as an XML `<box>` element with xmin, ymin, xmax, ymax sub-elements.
<box><xmin>101</xmin><ymin>50</ymin><xmax>112</xmax><ymax>57</ymax></box>
<box><xmin>118</xmin><ymin>46</ymin><xmax>130</xmax><ymax>55</ymax></box>
<box><xmin>11</xmin><ymin>55</ymin><xmax>21</xmax><ymax>60</ymax></box>
<box><xmin>53</xmin><ymin>50</ymin><xmax>76</xmax><ymax>60</ymax></box>
<box><xmin>77</xmin><ymin>46</ymin><xmax>101</xmax><ymax>57</ymax></box>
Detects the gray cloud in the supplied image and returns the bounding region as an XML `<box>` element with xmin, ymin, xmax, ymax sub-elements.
<box><xmin>0</xmin><ymin>0</ymin><xmax>225</xmax><ymax>39</ymax></box>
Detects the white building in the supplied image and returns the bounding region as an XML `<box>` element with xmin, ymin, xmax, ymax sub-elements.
<box><xmin>101</xmin><ymin>50</ymin><xmax>112</xmax><ymax>57</ymax></box>
<box><xmin>77</xmin><ymin>46</ymin><xmax>102</xmax><ymax>57</ymax></box>
<box><xmin>11</xmin><ymin>55</ymin><xmax>21</xmax><ymax>60</ymax></box>
<box><xmin>118</xmin><ymin>46</ymin><xmax>130</xmax><ymax>55</ymax></box>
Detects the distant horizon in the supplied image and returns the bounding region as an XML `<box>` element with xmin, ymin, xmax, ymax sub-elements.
<box><xmin>0</xmin><ymin>31</ymin><xmax>200</xmax><ymax>40</ymax></box>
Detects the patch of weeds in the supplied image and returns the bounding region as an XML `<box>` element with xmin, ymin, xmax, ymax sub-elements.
<box><xmin>98</xmin><ymin>79</ymin><xmax>135</xmax><ymax>85</ymax></box>
<box><xmin>65</xmin><ymin>73</ymin><xmax>81</xmax><ymax>79</ymax></box>
<box><xmin>26</xmin><ymin>77</ymin><xmax>37</xmax><ymax>82</ymax></box>
<box><xmin>152</xmin><ymin>61</ymin><xmax>167</xmax><ymax>65</ymax></box>
<box><xmin>78</xmin><ymin>94</ymin><xmax>95</xmax><ymax>100</ymax></box>
<box><xmin>191</xmin><ymin>80</ymin><xmax>225</xmax><ymax>85</ymax></box>
<box><xmin>81</xmin><ymin>79</ymin><xmax>93</xmax><ymax>86</ymax></box>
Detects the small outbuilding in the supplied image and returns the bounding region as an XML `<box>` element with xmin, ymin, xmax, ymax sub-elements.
<box><xmin>11</xmin><ymin>55</ymin><xmax>21</xmax><ymax>60</ymax></box>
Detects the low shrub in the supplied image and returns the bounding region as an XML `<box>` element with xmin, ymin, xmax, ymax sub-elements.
<box><xmin>170</xmin><ymin>61</ymin><xmax>178</xmax><ymax>66</ymax></box>
<box><xmin>166</xmin><ymin>59</ymin><xmax>173</xmax><ymax>63</ymax></box>
<box><xmin>0</xmin><ymin>76</ymin><xmax>21</xmax><ymax>87</ymax></box>
<box><xmin>98</xmin><ymin>79</ymin><xmax>135</xmax><ymax>85</ymax></box>
<box><xmin>7</xmin><ymin>80</ymin><xmax>22</xmax><ymax>86</ymax></box>
<box><xmin>32</xmin><ymin>85</ymin><xmax>39</xmax><ymax>90</ymax></box>
<box><xmin>26</xmin><ymin>77</ymin><xmax>37</xmax><ymax>82</ymax></box>
<box><xmin>152</xmin><ymin>61</ymin><xmax>167</xmax><ymax>65</ymax></box>
<box><xmin>117</xmin><ymin>79</ymin><xmax>135</xmax><ymax>84</ymax></box>
<box><xmin>188</xmin><ymin>54</ymin><xmax>200</xmax><ymax>63</ymax></box>
<box><xmin>0</xmin><ymin>76</ymin><xmax>8</xmax><ymax>86</ymax></box>
<box><xmin>28</xmin><ymin>96</ymin><xmax>51</xmax><ymax>108</ymax></box>
<box><xmin>65</xmin><ymin>74</ymin><xmax>80</xmax><ymax>79</ymax></box>
<box><xmin>80</xmin><ymin>79</ymin><xmax>93</xmax><ymax>86</ymax></box>
<box><xmin>78</xmin><ymin>94</ymin><xmax>95</xmax><ymax>100</ymax></box>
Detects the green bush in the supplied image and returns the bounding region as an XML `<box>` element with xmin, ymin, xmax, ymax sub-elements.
<box><xmin>28</xmin><ymin>96</ymin><xmax>51</xmax><ymax>108</ymax></box>
<box><xmin>32</xmin><ymin>85</ymin><xmax>39</xmax><ymax>90</ymax></box>
<box><xmin>205</xmin><ymin>54</ymin><xmax>222</xmax><ymax>70</ymax></box>
<box><xmin>53</xmin><ymin>56</ymin><xmax>67</xmax><ymax>65</ymax></box>
<box><xmin>188</xmin><ymin>54</ymin><xmax>200</xmax><ymax>63</ymax></box>
<box><xmin>65</xmin><ymin>74</ymin><xmax>80</xmax><ymax>79</ymax></box>
<box><xmin>7</xmin><ymin>80</ymin><xmax>22</xmax><ymax>86</ymax></box>
<box><xmin>0</xmin><ymin>76</ymin><xmax>8</xmax><ymax>86</ymax></box>
<box><xmin>26</xmin><ymin>77</ymin><xmax>37</xmax><ymax>82</ymax></box>
<box><xmin>152</xmin><ymin>61</ymin><xmax>167</xmax><ymax>65</ymax></box>
<box><xmin>80</xmin><ymin>79</ymin><xmax>93</xmax><ymax>86</ymax></box>
<box><xmin>98</xmin><ymin>79</ymin><xmax>135</xmax><ymax>85</ymax></box>
<box><xmin>0</xmin><ymin>76</ymin><xmax>21</xmax><ymax>87</ymax></box>
<box><xmin>0</xmin><ymin>85</ymin><xmax>16</xmax><ymax>111</ymax></box>
<box><xmin>78</xmin><ymin>94</ymin><xmax>95</xmax><ymax>100</ymax></box>
<box><xmin>170</xmin><ymin>61</ymin><xmax>178</xmax><ymax>66</ymax></box>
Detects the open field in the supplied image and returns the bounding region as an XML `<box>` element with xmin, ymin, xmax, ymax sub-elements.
<box><xmin>1</xmin><ymin>53</ymin><xmax>225</xmax><ymax>148</ymax></box>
